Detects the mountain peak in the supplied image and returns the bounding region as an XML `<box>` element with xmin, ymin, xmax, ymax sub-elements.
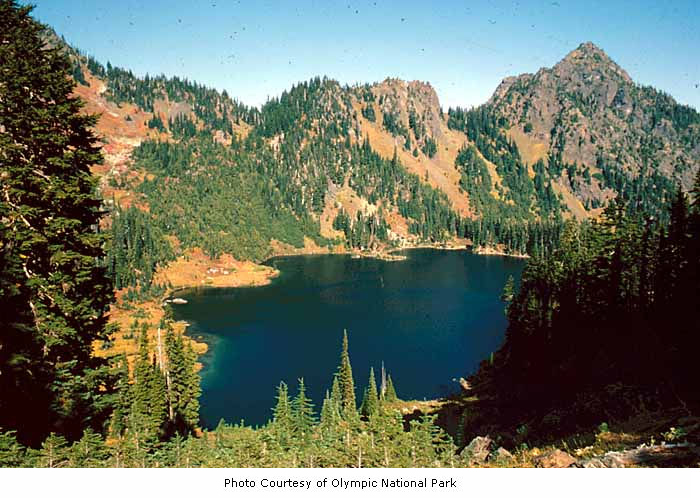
<box><xmin>574</xmin><ymin>41</ymin><xmax>607</xmax><ymax>56</ymax></box>
<box><xmin>555</xmin><ymin>41</ymin><xmax>632</xmax><ymax>83</ymax></box>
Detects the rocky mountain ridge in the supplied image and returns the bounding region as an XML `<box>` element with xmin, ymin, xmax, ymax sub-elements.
<box><xmin>488</xmin><ymin>41</ymin><xmax>700</xmax><ymax>212</ymax></box>
<box><xmin>55</xmin><ymin>33</ymin><xmax>700</xmax><ymax>260</ymax></box>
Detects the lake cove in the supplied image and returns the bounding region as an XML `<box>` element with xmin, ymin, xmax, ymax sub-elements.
<box><xmin>171</xmin><ymin>249</ymin><xmax>526</xmax><ymax>428</ymax></box>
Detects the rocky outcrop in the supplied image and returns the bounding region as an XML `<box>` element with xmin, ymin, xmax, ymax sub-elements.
<box><xmin>489</xmin><ymin>41</ymin><xmax>700</xmax><ymax>208</ymax></box>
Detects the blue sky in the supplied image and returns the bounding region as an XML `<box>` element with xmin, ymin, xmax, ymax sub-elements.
<box><xmin>25</xmin><ymin>0</ymin><xmax>700</xmax><ymax>110</ymax></box>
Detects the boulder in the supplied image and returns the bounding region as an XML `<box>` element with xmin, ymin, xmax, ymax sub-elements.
<box><xmin>490</xmin><ymin>447</ymin><xmax>514</xmax><ymax>462</ymax></box>
<box><xmin>462</xmin><ymin>436</ymin><xmax>493</xmax><ymax>464</ymax></box>
<box><xmin>535</xmin><ymin>449</ymin><xmax>577</xmax><ymax>468</ymax></box>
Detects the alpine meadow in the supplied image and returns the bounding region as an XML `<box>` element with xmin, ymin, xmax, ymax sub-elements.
<box><xmin>1</xmin><ymin>0</ymin><xmax>700</xmax><ymax>471</ymax></box>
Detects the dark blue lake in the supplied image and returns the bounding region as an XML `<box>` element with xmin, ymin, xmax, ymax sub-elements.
<box><xmin>171</xmin><ymin>249</ymin><xmax>525</xmax><ymax>429</ymax></box>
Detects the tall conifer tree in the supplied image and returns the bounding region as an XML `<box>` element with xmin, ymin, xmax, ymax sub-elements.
<box><xmin>0</xmin><ymin>0</ymin><xmax>113</xmax><ymax>444</ymax></box>
<box><xmin>360</xmin><ymin>367</ymin><xmax>379</xmax><ymax>418</ymax></box>
<box><xmin>336</xmin><ymin>330</ymin><xmax>357</xmax><ymax>420</ymax></box>
<box><xmin>291</xmin><ymin>378</ymin><xmax>315</xmax><ymax>438</ymax></box>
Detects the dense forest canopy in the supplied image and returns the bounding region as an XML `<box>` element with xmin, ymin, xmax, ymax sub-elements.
<box><xmin>459</xmin><ymin>182</ymin><xmax>700</xmax><ymax>446</ymax></box>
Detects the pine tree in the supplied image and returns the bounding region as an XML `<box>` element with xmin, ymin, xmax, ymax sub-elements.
<box><xmin>336</xmin><ymin>330</ymin><xmax>358</xmax><ymax>420</ymax></box>
<box><xmin>501</xmin><ymin>275</ymin><xmax>515</xmax><ymax>303</ymax></box>
<box><xmin>271</xmin><ymin>382</ymin><xmax>291</xmax><ymax>446</ymax></box>
<box><xmin>319</xmin><ymin>390</ymin><xmax>339</xmax><ymax>434</ymax></box>
<box><xmin>0</xmin><ymin>431</ymin><xmax>26</xmax><ymax>467</ymax></box>
<box><xmin>109</xmin><ymin>354</ymin><xmax>132</xmax><ymax>438</ymax></box>
<box><xmin>330</xmin><ymin>374</ymin><xmax>342</xmax><ymax>414</ymax></box>
<box><xmin>165</xmin><ymin>328</ymin><xmax>186</xmax><ymax>427</ymax></box>
<box><xmin>69</xmin><ymin>429</ymin><xmax>108</xmax><ymax>468</ymax></box>
<box><xmin>291</xmin><ymin>378</ymin><xmax>315</xmax><ymax>438</ymax></box>
<box><xmin>131</xmin><ymin>329</ymin><xmax>165</xmax><ymax>444</ymax></box>
<box><xmin>148</xmin><ymin>359</ymin><xmax>169</xmax><ymax>440</ymax></box>
<box><xmin>180</xmin><ymin>339</ymin><xmax>202</xmax><ymax>433</ymax></box>
<box><xmin>385</xmin><ymin>375</ymin><xmax>398</xmax><ymax>402</ymax></box>
<box><xmin>0</xmin><ymin>0</ymin><xmax>113</xmax><ymax>445</ymax></box>
<box><xmin>37</xmin><ymin>433</ymin><xmax>69</xmax><ymax>468</ymax></box>
<box><xmin>133</xmin><ymin>328</ymin><xmax>152</xmax><ymax>414</ymax></box>
<box><xmin>360</xmin><ymin>367</ymin><xmax>379</xmax><ymax>418</ymax></box>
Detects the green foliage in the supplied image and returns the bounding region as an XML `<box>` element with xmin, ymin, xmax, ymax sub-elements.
<box><xmin>37</xmin><ymin>433</ymin><xmax>70</xmax><ymax>468</ymax></box>
<box><xmin>291</xmin><ymin>378</ymin><xmax>316</xmax><ymax>439</ymax></box>
<box><xmin>69</xmin><ymin>429</ymin><xmax>109</xmax><ymax>467</ymax></box>
<box><xmin>360</xmin><ymin>367</ymin><xmax>379</xmax><ymax>419</ymax></box>
<box><xmin>501</xmin><ymin>274</ymin><xmax>515</xmax><ymax>313</ymax></box>
<box><xmin>337</xmin><ymin>330</ymin><xmax>358</xmax><ymax>421</ymax></box>
<box><xmin>333</xmin><ymin>208</ymin><xmax>390</xmax><ymax>249</ymax></box>
<box><xmin>271</xmin><ymin>381</ymin><xmax>292</xmax><ymax>447</ymax></box>
<box><xmin>147</xmin><ymin>114</ymin><xmax>165</xmax><ymax>131</ymax></box>
<box><xmin>474</xmin><ymin>191</ymin><xmax>700</xmax><ymax>431</ymax></box>
<box><xmin>0</xmin><ymin>431</ymin><xmax>26</xmax><ymax>467</ymax></box>
<box><xmin>0</xmin><ymin>0</ymin><xmax>114</xmax><ymax>445</ymax></box>
<box><xmin>385</xmin><ymin>375</ymin><xmax>398</xmax><ymax>402</ymax></box>
<box><xmin>105</xmin><ymin>205</ymin><xmax>174</xmax><ymax>290</ymax></box>
<box><xmin>361</xmin><ymin>104</ymin><xmax>376</xmax><ymax>122</ymax></box>
<box><xmin>450</xmin><ymin>114</ymin><xmax>564</xmax><ymax>255</ymax></box>
<box><xmin>134</xmin><ymin>137</ymin><xmax>328</xmax><ymax>261</ymax></box>
<box><xmin>421</xmin><ymin>136</ymin><xmax>437</xmax><ymax>158</ymax></box>
<box><xmin>165</xmin><ymin>327</ymin><xmax>201</xmax><ymax>435</ymax></box>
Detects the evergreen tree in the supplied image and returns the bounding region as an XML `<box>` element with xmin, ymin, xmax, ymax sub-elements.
<box><xmin>501</xmin><ymin>275</ymin><xmax>515</xmax><ymax>304</ymax></box>
<box><xmin>180</xmin><ymin>339</ymin><xmax>202</xmax><ymax>432</ymax></box>
<box><xmin>109</xmin><ymin>354</ymin><xmax>132</xmax><ymax>438</ymax></box>
<box><xmin>501</xmin><ymin>274</ymin><xmax>516</xmax><ymax>315</ymax></box>
<box><xmin>0</xmin><ymin>431</ymin><xmax>26</xmax><ymax>467</ymax></box>
<box><xmin>37</xmin><ymin>433</ymin><xmax>69</xmax><ymax>468</ymax></box>
<box><xmin>271</xmin><ymin>382</ymin><xmax>292</xmax><ymax>446</ymax></box>
<box><xmin>360</xmin><ymin>367</ymin><xmax>379</xmax><ymax>418</ymax></box>
<box><xmin>130</xmin><ymin>329</ymin><xmax>166</xmax><ymax>444</ymax></box>
<box><xmin>148</xmin><ymin>359</ymin><xmax>169</xmax><ymax>440</ymax></box>
<box><xmin>0</xmin><ymin>0</ymin><xmax>113</xmax><ymax>445</ymax></box>
<box><xmin>336</xmin><ymin>330</ymin><xmax>357</xmax><ymax>420</ymax></box>
<box><xmin>291</xmin><ymin>378</ymin><xmax>315</xmax><ymax>438</ymax></box>
<box><xmin>330</xmin><ymin>374</ymin><xmax>342</xmax><ymax>413</ymax></box>
<box><xmin>319</xmin><ymin>390</ymin><xmax>339</xmax><ymax>435</ymax></box>
<box><xmin>385</xmin><ymin>375</ymin><xmax>398</xmax><ymax>402</ymax></box>
<box><xmin>69</xmin><ymin>429</ymin><xmax>108</xmax><ymax>468</ymax></box>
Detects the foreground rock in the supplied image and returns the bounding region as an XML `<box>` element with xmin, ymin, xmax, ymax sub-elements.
<box><xmin>489</xmin><ymin>447</ymin><xmax>514</xmax><ymax>462</ymax></box>
<box><xmin>583</xmin><ymin>443</ymin><xmax>700</xmax><ymax>468</ymax></box>
<box><xmin>462</xmin><ymin>436</ymin><xmax>493</xmax><ymax>464</ymax></box>
<box><xmin>535</xmin><ymin>449</ymin><xmax>577</xmax><ymax>468</ymax></box>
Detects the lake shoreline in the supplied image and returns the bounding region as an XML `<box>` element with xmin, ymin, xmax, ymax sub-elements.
<box><xmin>166</xmin><ymin>244</ymin><xmax>529</xmax><ymax>345</ymax></box>
<box><xmin>169</xmin><ymin>249</ymin><xmax>527</xmax><ymax>427</ymax></box>
<box><xmin>105</xmin><ymin>243</ymin><xmax>529</xmax><ymax>400</ymax></box>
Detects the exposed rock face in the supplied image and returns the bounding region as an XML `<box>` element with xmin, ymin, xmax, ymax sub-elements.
<box><xmin>372</xmin><ymin>78</ymin><xmax>446</xmax><ymax>143</ymax></box>
<box><xmin>534</xmin><ymin>449</ymin><xmax>578</xmax><ymax>468</ymax></box>
<box><xmin>489</xmin><ymin>42</ymin><xmax>700</xmax><ymax>208</ymax></box>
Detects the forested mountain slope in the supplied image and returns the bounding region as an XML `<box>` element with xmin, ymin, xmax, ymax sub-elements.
<box><xmin>55</xmin><ymin>37</ymin><xmax>698</xmax><ymax>281</ymax></box>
